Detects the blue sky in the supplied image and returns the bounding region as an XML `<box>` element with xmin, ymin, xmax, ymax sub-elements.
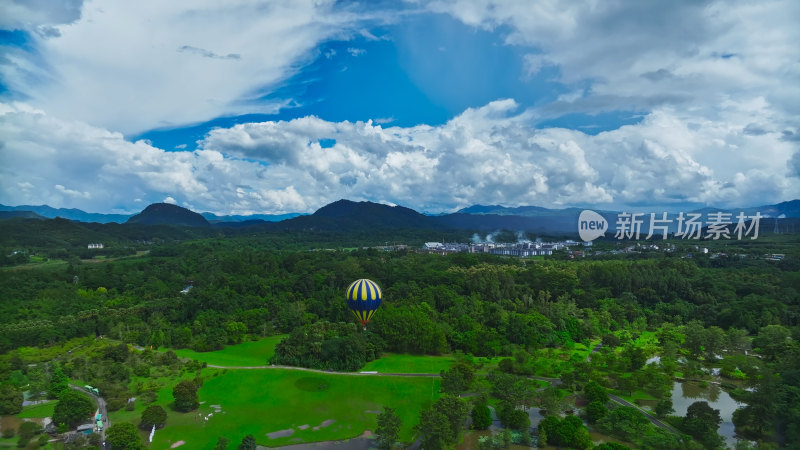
<box><xmin>136</xmin><ymin>13</ymin><xmax>638</xmax><ymax>152</ymax></box>
<box><xmin>0</xmin><ymin>1</ymin><xmax>798</xmax><ymax>214</ymax></box>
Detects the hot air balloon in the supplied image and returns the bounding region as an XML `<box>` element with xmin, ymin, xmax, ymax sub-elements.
<box><xmin>346</xmin><ymin>278</ymin><xmax>382</xmax><ymax>328</ymax></box>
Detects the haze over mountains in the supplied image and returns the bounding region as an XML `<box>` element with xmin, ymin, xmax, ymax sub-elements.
<box><xmin>1</xmin><ymin>199</ymin><xmax>798</xmax><ymax>237</ymax></box>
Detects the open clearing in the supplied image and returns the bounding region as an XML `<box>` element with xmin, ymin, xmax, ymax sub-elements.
<box><xmin>144</xmin><ymin>368</ymin><xmax>440</xmax><ymax>448</ymax></box>
<box><xmin>360</xmin><ymin>353</ymin><xmax>455</xmax><ymax>374</ymax></box>
<box><xmin>160</xmin><ymin>335</ymin><xmax>287</xmax><ymax>367</ymax></box>
<box><xmin>17</xmin><ymin>401</ymin><xmax>56</xmax><ymax>419</ymax></box>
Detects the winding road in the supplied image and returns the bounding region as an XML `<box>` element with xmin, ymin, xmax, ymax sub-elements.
<box><xmin>69</xmin><ymin>384</ymin><xmax>108</xmax><ymax>445</ymax></box>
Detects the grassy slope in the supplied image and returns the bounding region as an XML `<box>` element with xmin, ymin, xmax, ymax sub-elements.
<box><xmin>360</xmin><ymin>353</ymin><xmax>455</xmax><ymax>373</ymax></box>
<box><xmin>137</xmin><ymin>368</ymin><xmax>440</xmax><ymax>449</ymax></box>
<box><xmin>17</xmin><ymin>401</ymin><xmax>57</xmax><ymax>419</ymax></box>
<box><xmin>159</xmin><ymin>335</ymin><xmax>286</xmax><ymax>367</ymax></box>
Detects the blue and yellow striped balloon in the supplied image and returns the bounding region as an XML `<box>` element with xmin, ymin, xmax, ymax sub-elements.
<box><xmin>345</xmin><ymin>279</ymin><xmax>382</xmax><ymax>326</ymax></box>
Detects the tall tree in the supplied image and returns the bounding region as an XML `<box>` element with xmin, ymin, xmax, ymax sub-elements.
<box><xmin>139</xmin><ymin>404</ymin><xmax>167</xmax><ymax>430</ymax></box>
<box><xmin>238</xmin><ymin>434</ymin><xmax>256</xmax><ymax>450</ymax></box>
<box><xmin>0</xmin><ymin>384</ymin><xmax>23</xmax><ymax>415</ymax></box>
<box><xmin>48</xmin><ymin>363</ymin><xmax>69</xmax><ymax>399</ymax></box>
<box><xmin>375</xmin><ymin>407</ymin><xmax>401</xmax><ymax>450</ymax></box>
<box><xmin>53</xmin><ymin>390</ymin><xmax>94</xmax><ymax>428</ymax></box>
<box><xmin>416</xmin><ymin>395</ymin><xmax>468</xmax><ymax>450</ymax></box>
<box><xmin>681</xmin><ymin>401</ymin><xmax>723</xmax><ymax>449</ymax></box>
<box><xmin>213</xmin><ymin>437</ymin><xmax>230</xmax><ymax>450</ymax></box>
<box><xmin>172</xmin><ymin>379</ymin><xmax>199</xmax><ymax>412</ymax></box>
<box><xmin>584</xmin><ymin>380</ymin><xmax>609</xmax><ymax>404</ymax></box>
<box><xmin>471</xmin><ymin>403</ymin><xmax>492</xmax><ymax>430</ymax></box>
<box><xmin>752</xmin><ymin>325</ymin><xmax>793</xmax><ymax>361</ymax></box>
<box><xmin>106</xmin><ymin>422</ymin><xmax>143</xmax><ymax>449</ymax></box>
<box><xmin>441</xmin><ymin>362</ymin><xmax>475</xmax><ymax>394</ymax></box>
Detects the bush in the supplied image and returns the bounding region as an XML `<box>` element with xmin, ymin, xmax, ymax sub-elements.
<box><xmin>2</xmin><ymin>428</ymin><xmax>14</xmax><ymax>438</ymax></box>
<box><xmin>139</xmin><ymin>391</ymin><xmax>158</xmax><ymax>404</ymax></box>
<box><xmin>18</xmin><ymin>421</ymin><xmax>42</xmax><ymax>439</ymax></box>
<box><xmin>125</xmin><ymin>399</ymin><xmax>136</xmax><ymax>411</ymax></box>
<box><xmin>107</xmin><ymin>397</ymin><xmax>126</xmax><ymax>412</ymax></box>
<box><xmin>133</xmin><ymin>364</ymin><xmax>151</xmax><ymax>377</ymax></box>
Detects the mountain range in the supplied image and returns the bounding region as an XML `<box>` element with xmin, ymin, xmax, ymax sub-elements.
<box><xmin>1</xmin><ymin>199</ymin><xmax>798</xmax><ymax>238</ymax></box>
<box><xmin>0</xmin><ymin>203</ymin><xmax>300</xmax><ymax>224</ymax></box>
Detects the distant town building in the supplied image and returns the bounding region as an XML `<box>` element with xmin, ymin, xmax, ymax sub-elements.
<box><xmin>423</xmin><ymin>240</ymin><xmax>572</xmax><ymax>257</ymax></box>
<box><xmin>87</xmin><ymin>243</ymin><xmax>104</xmax><ymax>249</ymax></box>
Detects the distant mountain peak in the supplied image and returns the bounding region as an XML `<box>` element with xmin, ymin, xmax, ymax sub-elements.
<box><xmin>313</xmin><ymin>199</ymin><xmax>417</xmax><ymax>217</ymax></box>
<box><xmin>126</xmin><ymin>203</ymin><xmax>210</xmax><ymax>227</ymax></box>
<box><xmin>268</xmin><ymin>199</ymin><xmax>434</xmax><ymax>230</ymax></box>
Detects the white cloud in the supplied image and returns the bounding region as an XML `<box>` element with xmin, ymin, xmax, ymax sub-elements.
<box><xmin>0</xmin><ymin>100</ymin><xmax>796</xmax><ymax>214</ymax></box>
<box><xmin>347</xmin><ymin>47</ymin><xmax>367</xmax><ymax>56</ymax></box>
<box><xmin>428</xmin><ymin>0</ymin><xmax>800</xmax><ymax>127</ymax></box>
<box><xmin>0</xmin><ymin>0</ymin><xmax>83</xmax><ymax>31</ymax></box>
<box><xmin>0</xmin><ymin>0</ymin><xmax>364</xmax><ymax>134</ymax></box>
<box><xmin>163</xmin><ymin>196</ymin><xmax>177</xmax><ymax>205</ymax></box>
<box><xmin>55</xmin><ymin>184</ymin><xmax>91</xmax><ymax>199</ymax></box>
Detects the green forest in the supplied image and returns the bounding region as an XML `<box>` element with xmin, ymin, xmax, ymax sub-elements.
<box><xmin>1</xmin><ymin>224</ymin><xmax>798</xmax><ymax>449</ymax></box>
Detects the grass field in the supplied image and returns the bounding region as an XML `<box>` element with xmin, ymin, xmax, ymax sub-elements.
<box><xmin>17</xmin><ymin>401</ymin><xmax>56</xmax><ymax>419</ymax></box>
<box><xmin>138</xmin><ymin>368</ymin><xmax>440</xmax><ymax>448</ymax></box>
<box><xmin>361</xmin><ymin>353</ymin><xmax>455</xmax><ymax>373</ymax></box>
<box><xmin>160</xmin><ymin>335</ymin><xmax>287</xmax><ymax>367</ymax></box>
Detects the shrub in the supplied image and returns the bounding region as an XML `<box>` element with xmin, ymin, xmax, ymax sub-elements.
<box><xmin>18</xmin><ymin>421</ymin><xmax>42</xmax><ymax>439</ymax></box>
<box><xmin>107</xmin><ymin>398</ymin><xmax>126</xmax><ymax>412</ymax></box>
<box><xmin>139</xmin><ymin>391</ymin><xmax>158</xmax><ymax>404</ymax></box>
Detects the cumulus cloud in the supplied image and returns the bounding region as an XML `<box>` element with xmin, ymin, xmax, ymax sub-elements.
<box><xmin>347</xmin><ymin>47</ymin><xmax>367</xmax><ymax>56</ymax></box>
<box><xmin>0</xmin><ymin>0</ymin><xmax>83</xmax><ymax>31</ymax></box>
<box><xmin>0</xmin><ymin>0</ymin><xmax>364</xmax><ymax>134</ymax></box>
<box><xmin>428</xmin><ymin>0</ymin><xmax>800</xmax><ymax>126</ymax></box>
<box><xmin>0</xmin><ymin>100</ymin><xmax>797</xmax><ymax>214</ymax></box>
<box><xmin>55</xmin><ymin>184</ymin><xmax>91</xmax><ymax>199</ymax></box>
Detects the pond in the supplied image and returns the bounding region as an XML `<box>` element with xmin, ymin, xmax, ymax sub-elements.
<box><xmin>670</xmin><ymin>381</ymin><xmax>744</xmax><ymax>448</ymax></box>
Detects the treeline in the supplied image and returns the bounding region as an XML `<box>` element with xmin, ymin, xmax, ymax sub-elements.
<box><xmin>1</xmin><ymin>239</ymin><xmax>798</xmax><ymax>354</ymax></box>
<box><xmin>270</xmin><ymin>321</ymin><xmax>384</xmax><ymax>371</ymax></box>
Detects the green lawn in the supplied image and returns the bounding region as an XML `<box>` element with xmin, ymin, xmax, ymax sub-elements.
<box><xmin>0</xmin><ymin>436</ymin><xmax>20</xmax><ymax>448</ymax></box>
<box><xmin>17</xmin><ymin>401</ymin><xmax>56</xmax><ymax>419</ymax></box>
<box><xmin>613</xmin><ymin>389</ymin><xmax>659</xmax><ymax>405</ymax></box>
<box><xmin>361</xmin><ymin>353</ymin><xmax>455</xmax><ymax>373</ymax></box>
<box><xmin>159</xmin><ymin>335</ymin><xmax>287</xmax><ymax>367</ymax></box>
<box><xmin>141</xmin><ymin>368</ymin><xmax>440</xmax><ymax>448</ymax></box>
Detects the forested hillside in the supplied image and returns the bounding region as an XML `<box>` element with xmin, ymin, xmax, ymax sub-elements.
<box><xmin>1</xmin><ymin>233</ymin><xmax>798</xmax><ymax>447</ymax></box>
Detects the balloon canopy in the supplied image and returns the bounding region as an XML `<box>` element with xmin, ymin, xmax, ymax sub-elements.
<box><xmin>346</xmin><ymin>278</ymin><xmax>382</xmax><ymax>326</ymax></box>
